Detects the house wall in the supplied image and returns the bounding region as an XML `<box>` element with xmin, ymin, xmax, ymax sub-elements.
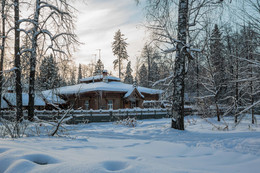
<box><xmin>63</xmin><ymin>92</ymin><xmax>160</xmax><ymax>110</ymax></box>
<box><xmin>142</xmin><ymin>93</ymin><xmax>159</xmax><ymax>100</ymax></box>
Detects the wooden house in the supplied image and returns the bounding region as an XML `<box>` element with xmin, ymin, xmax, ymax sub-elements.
<box><xmin>47</xmin><ymin>71</ymin><xmax>163</xmax><ymax>110</ymax></box>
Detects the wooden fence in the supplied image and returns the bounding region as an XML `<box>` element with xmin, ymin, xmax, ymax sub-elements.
<box><xmin>1</xmin><ymin>108</ymin><xmax>171</xmax><ymax>124</ymax></box>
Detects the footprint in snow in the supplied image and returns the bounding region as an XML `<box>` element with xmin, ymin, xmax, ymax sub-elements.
<box><xmin>22</xmin><ymin>153</ymin><xmax>59</xmax><ymax>165</ymax></box>
<box><xmin>102</xmin><ymin>161</ymin><xmax>129</xmax><ymax>171</ymax></box>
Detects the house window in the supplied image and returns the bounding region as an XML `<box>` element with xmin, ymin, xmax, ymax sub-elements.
<box><xmin>108</xmin><ymin>100</ymin><xmax>113</xmax><ymax>110</ymax></box>
<box><xmin>85</xmin><ymin>100</ymin><xmax>89</xmax><ymax>110</ymax></box>
<box><xmin>131</xmin><ymin>101</ymin><xmax>136</xmax><ymax>108</ymax></box>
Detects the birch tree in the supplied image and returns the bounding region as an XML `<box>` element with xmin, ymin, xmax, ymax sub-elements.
<box><xmin>137</xmin><ymin>0</ymin><xmax>227</xmax><ymax>130</ymax></box>
<box><xmin>0</xmin><ymin>0</ymin><xmax>6</xmax><ymax>114</ymax></box>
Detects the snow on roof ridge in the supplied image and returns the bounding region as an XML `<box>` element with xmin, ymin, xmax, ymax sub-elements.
<box><xmin>54</xmin><ymin>81</ymin><xmax>163</xmax><ymax>95</ymax></box>
<box><xmin>80</xmin><ymin>75</ymin><xmax>120</xmax><ymax>82</ymax></box>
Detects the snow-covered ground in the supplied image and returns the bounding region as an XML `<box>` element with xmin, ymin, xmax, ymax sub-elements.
<box><xmin>1</xmin><ymin>115</ymin><xmax>260</xmax><ymax>173</ymax></box>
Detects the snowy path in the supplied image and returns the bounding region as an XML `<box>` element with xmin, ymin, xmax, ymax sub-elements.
<box><xmin>1</xmin><ymin>117</ymin><xmax>260</xmax><ymax>173</ymax></box>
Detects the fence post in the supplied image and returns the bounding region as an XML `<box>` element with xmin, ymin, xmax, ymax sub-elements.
<box><xmin>109</xmin><ymin>110</ymin><xmax>113</xmax><ymax>121</ymax></box>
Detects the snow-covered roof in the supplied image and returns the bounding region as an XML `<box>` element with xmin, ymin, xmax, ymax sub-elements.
<box><xmin>124</xmin><ymin>87</ymin><xmax>144</xmax><ymax>98</ymax></box>
<box><xmin>41</xmin><ymin>90</ymin><xmax>66</xmax><ymax>105</ymax></box>
<box><xmin>3</xmin><ymin>93</ymin><xmax>46</xmax><ymax>107</ymax></box>
<box><xmin>53</xmin><ymin>81</ymin><xmax>163</xmax><ymax>96</ymax></box>
<box><xmin>80</xmin><ymin>75</ymin><xmax>120</xmax><ymax>83</ymax></box>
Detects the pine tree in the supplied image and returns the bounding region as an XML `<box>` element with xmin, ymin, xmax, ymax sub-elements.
<box><xmin>150</xmin><ymin>62</ymin><xmax>160</xmax><ymax>83</ymax></box>
<box><xmin>38</xmin><ymin>54</ymin><xmax>60</xmax><ymax>90</ymax></box>
<box><xmin>124</xmin><ymin>61</ymin><xmax>133</xmax><ymax>84</ymax></box>
<box><xmin>112</xmin><ymin>29</ymin><xmax>129</xmax><ymax>79</ymax></box>
<box><xmin>210</xmin><ymin>24</ymin><xmax>226</xmax><ymax>121</ymax></box>
<box><xmin>69</xmin><ymin>66</ymin><xmax>76</xmax><ymax>85</ymax></box>
<box><xmin>93</xmin><ymin>59</ymin><xmax>104</xmax><ymax>76</ymax></box>
<box><xmin>78</xmin><ymin>63</ymin><xmax>82</xmax><ymax>83</ymax></box>
<box><xmin>138</xmin><ymin>64</ymin><xmax>148</xmax><ymax>87</ymax></box>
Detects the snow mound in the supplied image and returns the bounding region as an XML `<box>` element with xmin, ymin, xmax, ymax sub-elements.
<box><xmin>0</xmin><ymin>148</ymin><xmax>60</xmax><ymax>173</ymax></box>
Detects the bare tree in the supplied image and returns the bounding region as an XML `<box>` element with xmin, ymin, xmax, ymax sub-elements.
<box><xmin>14</xmin><ymin>0</ymin><xmax>23</xmax><ymax>122</ymax></box>
<box><xmin>18</xmin><ymin>0</ymin><xmax>78</xmax><ymax>121</ymax></box>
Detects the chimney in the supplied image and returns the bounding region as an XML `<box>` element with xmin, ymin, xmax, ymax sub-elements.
<box><xmin>103</xmin><ymin>70</ymin><xmax>108</xmax><ymax>82</ymax></box>
<box><xmin>103</xmin><ymin>70</ymin><xmax>108</xmax><ymax>77</ymax></box>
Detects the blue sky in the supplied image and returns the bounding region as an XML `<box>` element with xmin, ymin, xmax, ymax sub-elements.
<box><xmin>74</xmin><ymin>0</ymin><xmax>147</xmax><ymax>75</ymax></box>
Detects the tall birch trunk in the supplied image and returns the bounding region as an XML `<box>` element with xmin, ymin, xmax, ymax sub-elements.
<box><xmin>0</xmin><ymin>0</ymin><xmax>6</xmax><ymax>114</ymax></box>
<box><xmin>119</xmin><ymin>55</ymin><xmax>121</xmax><ymax>79</ymax></box>
<box><xmin>28</xmin><ymin>0</ymin><xmax>40</xmax><ymax>121</ymax></box>
<box><xmin>14</xmin><ymin>0</ymin><xmax>23</xmax><ymax>122</ymax></box>
<box><xmin>171</xmin><ymin>0</ymin><xmax>188</xmax><ymax>130</ymax></box>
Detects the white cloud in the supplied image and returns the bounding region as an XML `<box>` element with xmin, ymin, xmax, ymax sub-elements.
<box><xmin>73</xmin><ymin>0</ymin><xmax>148</xmax><ymax>77</ymax></box>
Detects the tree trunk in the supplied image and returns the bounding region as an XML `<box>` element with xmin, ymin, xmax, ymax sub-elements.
<box><xmin>216</xmin><ymin>102</ymin><xmax>220</xmax><ymax>121</ymax></box>
<box><xmin>0</xmin><ymin>0</ymin><xmax>6</xmax><ymax>114</ymax></box>
<box><xmin>28</xmin><ymin>0</ymin><xmax>40</xmax><ymax>121</ymax></box>
<box><xmin>234</xmin><ymin>44</ymin><xmax>239</xmax><ymax>123</ymax></box>
<box><xmin>171</xmin><ymin>0</ymin><xmax>188</xmax><ymax>130</ymax></box>
<box><xmin>119</xmin><ymin>55</ymin><xmax>121</xmax><ymax>79</ymax></box>
<box><xmin>14</xmin><ymin>0</ymin><xmax>23</xmax><ymax>122</ymax></box>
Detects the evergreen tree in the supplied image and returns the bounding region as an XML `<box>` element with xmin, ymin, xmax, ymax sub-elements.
<box><xmin>211</xmin><ymin>24</ymin><xmax>227</xmax><ymax>121</ymax></box>
<box><xmin>38</xmin><ymin>54</ymin><xmax>60</xmax><ymax>90</ymax></box>
<box><xmin>210</xmin><ymin>24</ymin><xmax>226</xmax><ymax>93</ymax></box>
<box><xmin>112</xmin><ymin>29</ymin><xmax>128</xmax><ymax>79</ymax></box>
<box><xmin>70</xmin><ymin>67</ymin><xmax>76</xmax><ymax>85</ymax></box>
<box><xmin>150</xmin><ymin>62</ymin><xmax>160</xmax><ymax>83</ymax></box>
<box><xmin>78</xmin><ymin>63</ymin><xmax>82</xmax><ymax>83</ymax></box>
<box><xmin>93</xmin><ymin>59</ymin><xmax>104</xmax><ymax>76</ymax></box>
<box><xmin>138</xmin><ymin>64</ymin><xmax>148</xmax><ymax>87</ymax></box>
<box><xmin>124</xmin><ymin>61</ymin><xmax>133</xmax><ymax>84</ymax></box>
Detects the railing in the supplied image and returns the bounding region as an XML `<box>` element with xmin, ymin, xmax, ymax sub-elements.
<box><xmin>1</xmin><ymin>108</ymin><xmax>171</xmax><ymax>124</ymax></box>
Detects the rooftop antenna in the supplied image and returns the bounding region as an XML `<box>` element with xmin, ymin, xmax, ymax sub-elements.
<box><xmin>96</xmin><ymin>49</ymin><xmax>101</xmax><ymax>60</ymax></box>
<box><xmin>92</xmin><ymin>54</ymin><xmax>97</xmax><ymax>63</ymax></box>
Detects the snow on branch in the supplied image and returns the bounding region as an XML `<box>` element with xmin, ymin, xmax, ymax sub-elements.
<box><xmin>1</xmin><ymin>67</ymin><xmax>18</xmax><ymax>73</ymax></box>
<box><xmin>163</xmin><ymin>47</ymin><xmax>176</xmax><ymax>53</ymax></box>
<box><xmin>51</xmin><ymin>33</ymin><xmax>76</xmax><ymax>41</ymax></box>
<box><xmin>39</xmin><ymin>1</ymin><xmax>70</xmax><ymax>16</ymax></box>
<box><xmin>18</xmin><ymin>19</ymin><xmax>37</xmax><ymax>25</ymax></box>
<box><xmin>235</xmin><ymin>56</ymin><xmax>260</xmax><ymax>67</ymax></box>
<box><xmin>20</xmin><ymin>48</ymin><xmax>33</xmax><ymax>54</ymax></box>
<box><xmin>152</xmin><ymin>73</ymin><xmax>174</xmax><ymax>87</ymax></box>
<box><xmin>38</xmin><ymin>29</ymin><xmax>53</xmax><ymax>38</ymax></box>
<box><xmin>235</xmin><ymin>99</ymin><xmax>260</xmax><ymax>127</ymax></box>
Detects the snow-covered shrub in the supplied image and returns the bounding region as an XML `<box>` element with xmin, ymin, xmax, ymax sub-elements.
<box><xmin>0</xmin><ymin>117</ymin><xmax>29</xmax><ymax>138</ymax></box>
<box><xmin>186</xmin><ymin>117</ymin><xmax>197</xmax><ymax>126</ymax></box>
<box><xmin>114</xmin><ymin>117</ymin><xmax>139</xmax><ymax>127</ymax></box>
